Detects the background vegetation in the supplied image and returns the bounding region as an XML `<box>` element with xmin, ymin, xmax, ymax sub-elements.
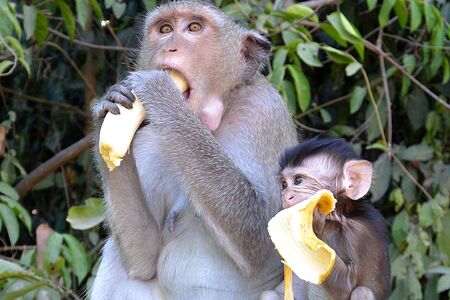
<box><xmin>0</xmin><ymin>0</ymin><xmax>449</xmax><ymax>299</ymax></box>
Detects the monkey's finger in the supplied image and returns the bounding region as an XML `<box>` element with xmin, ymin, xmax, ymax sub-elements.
<box><xmin>106</xmin><ymin>84</ymin><xmax>135</xmax><ymax>109</ymax></box>
<box><xmin>92</xmin><ymin>100</ymin><xmax>121</xmax><ymax>119</ymax></box>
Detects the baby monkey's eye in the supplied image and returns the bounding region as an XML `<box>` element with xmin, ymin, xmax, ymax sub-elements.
<box><xmin>281</xmin><ymin>180</ymin><xmax>288</xmax><ymax>190</ymax></box>
<box><xmin>188</xmin><ymin>22</ymin><xmax>202</xmax><ymax>32</ymax></box>
<box><xmin>159</xmin><ymin>24</ymin><xmax>173</xmax><ymax>34</ymax></box>
<box><xmin>294</xmin><ymin>176</ymin><xmax>303</xmax><ymax>185</ymax></box>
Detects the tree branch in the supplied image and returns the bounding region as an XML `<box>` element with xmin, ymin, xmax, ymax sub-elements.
<box><xmin>364</xmin><ymin>40</ymin><xmax>450</xmax><ymax>110</ymax></box>
<box><xmin>15</xmin><ymin>134</ymin><xmax>94</xmax><ymax>199</ymax></box>
<box><xmin>0</xmin><ymin>85</ymin><xmax>88</xmax><ymax>117</ymax></box>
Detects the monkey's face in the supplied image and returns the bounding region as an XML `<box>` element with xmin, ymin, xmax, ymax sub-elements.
<box><xmin>139</xmin><ymin>4</ymin><xmax>243</xmax><ymax>132</ymax></box>
<box><xmin>280</xmin><ymin>157</ymin><xmax>339</xmax><ymax>209</ymax></box>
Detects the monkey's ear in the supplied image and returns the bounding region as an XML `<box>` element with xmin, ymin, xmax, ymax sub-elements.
<box><xmin>241</xmin><ymin>32</ymin><xmax>271</xmax><ymax>76</ymax></box>
<box><xmin>342</xmin><ymin>160</ymin><xmax>373</xmax><ymax>200</ymax></box>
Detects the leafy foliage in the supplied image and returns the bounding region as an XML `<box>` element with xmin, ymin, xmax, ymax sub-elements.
<box><xmin>0</xmin><ymin>0</ymin><xmax>449</xmax><ymax>298</ymax></box>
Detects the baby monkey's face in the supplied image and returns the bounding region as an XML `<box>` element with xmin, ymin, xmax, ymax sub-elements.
<box><xmin>279</xmin><ymin>154</ymin><xmax>343</xmax><ymax>209</ymax></box>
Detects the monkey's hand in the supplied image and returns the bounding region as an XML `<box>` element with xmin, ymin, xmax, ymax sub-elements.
<box><xmin>124</xmin><ymin>70</ymin><xmax>186</xmax><ymax>122</ymax></box>
<box><xmin>91</xmin><ymin>81</ymin><xmax>135</xmax><ymax>123</ymax></box>
<box><xmin>312</xmin><ymin>208</ymin><xmax>326</xmax><ymax>239</ymax></box>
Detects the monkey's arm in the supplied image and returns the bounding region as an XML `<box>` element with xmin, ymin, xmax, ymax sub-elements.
<box><xmin>128</xmin><ymin>70</ymin><xmax>297</xmax><ymax>276</ymax></box>
<box><xmin>92</xmin><ymin>87</ymin><xmax>161</xmax><ymax>281</ymax></box>
<box><xmin>319</xmin><ymin>218</ymin><xmax>388</xmax><ymax>300</ymax></box>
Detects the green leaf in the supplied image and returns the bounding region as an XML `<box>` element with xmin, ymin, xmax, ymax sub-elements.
<box><xmin>62</xmin><ymin>234</ymin><xmax>88</xmax><ymax>282</ymax></box>
<box><xmin>345</xmin><ymin>61</ymin><xmax>362</xmax><ymax>76</ymax></box>
<box><xmin>320</xmin><ymin>24</ymin><xmax>347</xmax><ymax>47</ymax></box>
<box><xmin>423</xmin><ymin>3</ymin><xmax>437</xmax><ymax>33</ymax></box>
<box><xmin>35</xmin><ymin>10</ymin><xmax>49</xmax><ymax>44</ymax></box>
<box><xmin>392</xmin><ymin>210</ymin><xmax>409</xmax><ymax>248</ymax></box>
<box><xmin>322</xmin><ymin>45</ymin><xmax>354</xmax><ymax>64</ymax></box>
<box><xmin>143</xmin><ymin>0</ymin><xmax>157</xmax><ymax>11</ymax></box>
<box><xmin>401</xmin><ymin>54</ymin><xmax>416</xmax><ymax>96</ymax></box>
<box><xmin>349</xmin><ymin>86</ymin><xmax>367</xmax><ymax>114</ymax></box>
<box><xmin>23</xmin><ymin>5</ymin><xmax>37</xmax><ymax>40</ymax></box>
<box><xmin>378</xmin><ymin>0</ymin><xmax>396</xmax><ymax>27</ymax></box>
<box><xmin>437</xmin><ymin>274</ymin><xmax>450</xmax><ymax>293</ymax></box>
<box><xmin>76</xmin><ymin>0</ymin><xmax>89</xmax><ymax>31</ymax></box>
<box><xmin>370</xmin><ymin>153</ymin><xmax>392</xmax><ymax>202</ymax></box>
<box><xmin>5</xmin><ymin>36</ymin><xmax>24</xmax><ymax>59</ymax></box>
<box><xmin>409</xmin><ymin>0</ymin><xmax>422</xmax><ymax>33</ymax></box>
<box><xmin>44</xmin><ymin>232</ymin><xmax>63</xmax><ymax>264</ymax></box>
<box><xmin>0</xmin><ymin>203</ymin><xmax>19</xmax><ymax>245</ymax></box>
<box><xmin>3</xmin><ymin>281</ymin><xmax>48</xmax><ymax>300</ymax></box>
<box><xmin>398</xmin><ymin>144</ymin><xmax>433</xmax><ymax>161</ymax></box>
<box><xmin>427</xmin><ymin>266</ymin><xmax>450</xmax><ymax>275</ymax></box>
<box><xmin>406</xmin><ymin>89</ymin><xmax>428</xmax><ymax>131</ymax></box>
<box><xmin>367</xmin><ymin>0</ymin><xmax>377</xmax><ymax>11</ymax></box>
<box><xmin>89</xmin><ymin>0</ymin><xmax>104</xmax><ymax>20</ymax></box>
<box><xmin>20</xmin><ymin>249</ymin><xmax>36</xmax><ymax>266</ymax></box>
<box><xmin>273</xmin><ymin>48</ymin><xmax>289</xmax><ymax>71</ymax></box>
<box><xmin>281</xmin><ymin>80</ymin><xmax>297</xmax><ymax>116</ymax></box>
<box><xmin>57</xmin><ymin>0</ymin><xmax>76</xmax><ymax>41</ymax></box>
<box><xmin>285</xmin><ymin>4</ymin><xmax>318</xmax><ymax>22</ymax></box>
<box><xmin>437</xmin><ymin>213</ymin><xmax>450</xmax><ymax>259</ymax></box>
<box><xmin>113</xmin><ymin>2</ymin><xmax>126</xmax><ymax>19</ymax></box>
<box><xmin>389</xmin><ymin>188</ymin><xmax>404</xmax><ymax>211</ymax></box>
<box><xmin>443</xmin><ymin>58</ymin><xmax>449</xmax><ymax>84</ymax></box>
<box><xmin>0</xmin><ymin>60</ymin><xmax>13</xmax><ymax>75</ymax></box>
<box><xmin>0</xmin><ymin>196</ymin><xmax>32</xmax><ymax>232</ymax></box>
<box><xmin>105</xmin><ymin>0</ymin><xmax>114</xmax><ymax>9</ymax></box>
<box><xmin>296</xmin><ymin>42</ymin><xmax>322</xmax><ymax>67</ymax></box>
<box><xmin>286</xmin><ymin>65</ymin><xmax>311</xmax><ymax>112</ymax></box>
<box><xmin>0</xmin><ymin>2</ymin><xmax>21</xmax><ymax>37</ymax></box>
<box><xmin>270</xmin><ymin>65</ymin><xmax>286</xmax><ymax>89</ymax></box>
<box><xmin>327</xmin><ymin>12</ymin><xmax>364</xmax><ymax>59</ymax></box>
<box><xmin>319</xmin><ymin>109</ymin><xmax>332</xmax><ymax>123</ymax></box>
<box><xmin>66</xmin><ymin>198</ymin><xmax>106</xmax><ymax>230</ymax></box>
<box><xmin>394</xmin><ymin>0</ymin><xmax>408</xmax><ymax>28</ymax></box>
<box><xmin>0</xmin><ymin>182</ymin><xmax>19</xmax><ymax>201</ymax></box>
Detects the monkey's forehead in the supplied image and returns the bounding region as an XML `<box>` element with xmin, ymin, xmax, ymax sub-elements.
<box><xmin>144</xmin><ymin>1</ymin><xmax>229</xmax><ymax>30</ymax></box>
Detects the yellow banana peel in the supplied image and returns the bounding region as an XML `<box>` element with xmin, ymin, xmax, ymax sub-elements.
<box><xmin>268</xmin><ymin>189</ymin><xmax>337</xmax><ymax>298</ymax></box>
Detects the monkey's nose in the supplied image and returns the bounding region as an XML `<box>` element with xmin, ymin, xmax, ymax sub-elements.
<box><xmin>167</xmin><ymin>48</ymin><xmax>177</xmax><ymax>52</ymax></box>
<box><xmin>282</xmin><ymin>194</ymin><xmax>296</xmax><ymax>208</ymax></box>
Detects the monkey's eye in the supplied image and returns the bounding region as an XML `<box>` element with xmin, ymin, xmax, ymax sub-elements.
<box><xmin>281</xmin><ymin>180</ymin><xmax>287</xmax><ymax>190</ymax></box>
<box><xmin>188</xmin><ymin>22</ymin><xmax>202</xmax><ymax>32</ymax></box>
<box><xmin>159</xmin><ymin>24</ymin><xmax>173</xmax><ymax>34</ymax></box>
<box><xmin>294</xmin><ymin>176</ymin><xmax>303</xmax><ymax>185</ymax></box>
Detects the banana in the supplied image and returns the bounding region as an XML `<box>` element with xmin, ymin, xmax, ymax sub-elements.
<box><xmin>99</xmin><ymin>70</ymin><xmax>188</xmax><ymax>171</ymax></box>
<box><xmin>268</xmin><ymin>189</ymin><xmax>337</xmax><ymax>299</ymax></box>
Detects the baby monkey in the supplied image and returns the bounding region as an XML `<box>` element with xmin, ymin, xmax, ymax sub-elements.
<box><xmin>264</xmin><ymin>138</ymin><xmax>390</xmax><ymax>300</ymax></box>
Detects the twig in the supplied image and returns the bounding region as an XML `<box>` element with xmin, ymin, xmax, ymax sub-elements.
<box><xmin>294</xmin><ymin>120</ymin><xmax>327</xmax><ymax>133</ymax></box>
<box><xmin>297</xmin><ymin>94</ymin><xmax>351</xmax><ymax>119</ymax></box>
<box><xmin>0</xmin><ymin>32</ymin><xmax>19</xmax><ymax>77</ymax></box>
<box><xmin>301</xmin><ymin>0</ymin><xmax>340</xmax><ymax>8</ymax></box>
<box><xmin>377</xmin><ymin>30</ymin><xmax>393</xmax><ymax>155</ymax></box>
<box><xmin>0</xmin><ymin>85</ymin><xmax>88</xmax><ymax>117</ymax></box>
<box><xmin>0</xmin><ymin>245</ymin><xmax>36</xmax><ymax>252</ymax></box>
<box><xmin>15</xmin><ymin>134</ymin><xmax>94</xmax><ymax>199</ymax></box>
<box><xmin>360</xmin><ymin>68</ymin><xmax>388</xmax><ymax>147</ymax></box>
<box><xmin>392</xmin><ymin>154</ymin><xmax>433</xmax><ymax>201</ymax></box>
<box><xmin>44</xmin><ymin>41</ymin><xmax>97</xmax><ymax>98</ymax></box>
<box><xmin>383</xmin><ymin>33</ymin><xmax>450</xmax><ymax>51</ymax></box>
<box><xmin>364</xmin><ymin>40</ymin><xmax>450</xmax><ymax>110</ymax></box>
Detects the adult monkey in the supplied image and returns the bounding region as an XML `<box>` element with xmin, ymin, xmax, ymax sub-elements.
<box><xmin>90</xmin><ymin>1</ymin><xmax>297</xmax><ymax>299</ymax></box>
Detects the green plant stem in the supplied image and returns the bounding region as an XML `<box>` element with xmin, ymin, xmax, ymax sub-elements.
<box><xmin>392</xmin><ymin>154</ymin><xmax>433</xmax><ymax>201</ymax></box>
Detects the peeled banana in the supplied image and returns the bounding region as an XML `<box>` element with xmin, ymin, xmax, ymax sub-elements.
<box><xmin>99</xmin><ymin>70</ymin><xmax>188</xmax><ymax>171</ymax></box>
<box><xmin>268</xmin><ymin>189</ymin><xmax>337</xmax><ymax>298</ymax></box>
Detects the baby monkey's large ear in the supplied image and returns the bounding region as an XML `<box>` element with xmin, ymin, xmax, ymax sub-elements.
<box><xmin>342</xmin><ymin>160</ymin><xmax>373</xmax><ymax>200</ymax></box>
<box><xmin>241</xmin><ymin>31</ymin><xmax>271</xmax><ymax>77</ymax></box>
